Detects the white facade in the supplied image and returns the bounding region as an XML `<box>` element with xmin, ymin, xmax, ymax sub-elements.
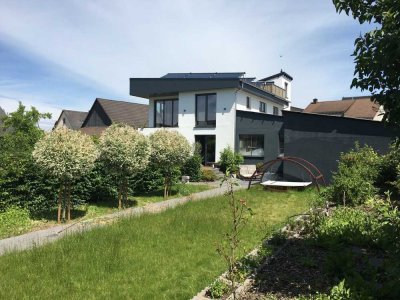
<box><xmin>141</xmin><ymin>87</ymin><xmax>286</xmax><ymax>162</ymax></box>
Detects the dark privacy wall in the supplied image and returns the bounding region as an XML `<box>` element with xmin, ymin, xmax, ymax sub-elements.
<box><xmin>235</xmin><ymin>111</ymin><xmax>283</xmax><ymax>165</ymax></box>
<box><xmin>282</xmin><ymin>111</ymin><xmax>396</xmax><ymax>183</ymax></box>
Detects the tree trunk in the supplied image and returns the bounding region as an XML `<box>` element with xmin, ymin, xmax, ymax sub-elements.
<box><xmin>67</xmin><ymin>184</ymin><xmax>71</xmax><ymax>222</ymax></box>
<box><xmin>57</xmin><ymin>186</ymin><xmax>63</xmax><ymax>224</ymax></box>
<box><xmin>118</xmin><ymin>185</ymin><xmax>122</xmax><ymax>210</ymax></box>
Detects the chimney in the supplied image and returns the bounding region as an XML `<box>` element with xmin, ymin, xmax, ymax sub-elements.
<box><xmin>312</xmin><ymin>98</ymin><xmax>318</xmax><ymax>104</ymax></box>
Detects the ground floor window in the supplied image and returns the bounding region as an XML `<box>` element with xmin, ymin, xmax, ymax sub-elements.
<box><xmin>239</xmin><ymin>134</ymin><xmax>264</xmax><ymax>157</ymax></box>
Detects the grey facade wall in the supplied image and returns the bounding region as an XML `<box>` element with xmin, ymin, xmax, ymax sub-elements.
<box><xmin>235</xmin><ymin>111</ymin><xmax>283</xmax><ymax>165</ymax></box>
<box><xmin>282</xmin><ymin>111</ymin><xmax>396</xmax><ymax>183</ymax></box>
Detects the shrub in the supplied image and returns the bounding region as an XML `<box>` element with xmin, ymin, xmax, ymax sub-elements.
<box><xmin>181</xmin><ymin>143</ymin><xmax>202</xmax><ymax>182</ymax></box>
<box><xmin>208</xmin><ymin>279</ymin><xmax>229</xmax><ymax>299</ymax></box>
<box><xmin>33</xmin><ymin>128</ymin><xmax>99</xmax><ymax>223</ymax></box>
<box><xmin>321</xmin><ymin>144</ymin><xmax>381</xmax><ymax>206</ymax></box>
<box><xmin>99</xmin><ymin>124</ymin><xmax>150</xmax><ymax>208</ymax></box>
<box><xmin>201</xmin><ymin>169</ymin><xmax>217</xmax><ymax>182</ymax></box>
<box><xmin>377</xmin><ymin>140</ymin><xmax>400</xmax><ymax>196</ymax></box>
<box><xmin>149</xmin><ymin>130</ymin><xmax>191</xmax><ymax>197</ymax></box>
<box><xmin>0</xmin><ymin>207</ymin><xmax>31</xmax><ymax>238</ymax></box>
<box><xmin>219</xmin><ymin>146</ymin><xmax>243</xmax><ymax>174</ymax></box>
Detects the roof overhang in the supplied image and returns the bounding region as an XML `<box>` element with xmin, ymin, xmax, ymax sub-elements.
<box><xmin>129</xmin><ymin>78</ymin><xmax>289</xmax><ymax>106</ymax></box>
<box><xmin>130</xmin><ymin>78</ymin><xmax>240</xmax><ymax>98</ymax></box>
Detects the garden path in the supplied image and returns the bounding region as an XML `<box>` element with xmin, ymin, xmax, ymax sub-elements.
<box><xmin>0</xmin><ymin>181</ymin><xmax>247</xmax><ymax>255</ymax></box>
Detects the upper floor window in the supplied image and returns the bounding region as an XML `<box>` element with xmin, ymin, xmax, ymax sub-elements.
<box><xmin>273</xmin><ymin>106</ymin><xmax>279</xmax><ymax>115</ymax></box>
<box><xmin>246</xmin><ymin>97</ymin><xmax>251</xmax><ymax>109</ymax></box>
<box><xmin>196</xmin><ymin>93</ymin><xmax>216</xmax><ymax>127</ymax></box>
<box><xmin>154</xmin><ymin>99</ymin><xmax>178</xmax><ymax>127</ymax></box>
<box><xmin>259</xmin><ymin>101</ymin><xmax>266</xmax><ymax>113</ymax></box>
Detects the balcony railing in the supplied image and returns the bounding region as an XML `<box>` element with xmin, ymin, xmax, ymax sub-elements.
<box><xmin>250</xmin><ymin>82</ymin><xmax>287</xmax><ymax>99</ymax></box>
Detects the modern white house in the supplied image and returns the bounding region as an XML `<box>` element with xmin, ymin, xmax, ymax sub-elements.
<box><xmin>130</xmin><ymin>71</ymin><xmax>292</xmax><ymax>163</ymax></box>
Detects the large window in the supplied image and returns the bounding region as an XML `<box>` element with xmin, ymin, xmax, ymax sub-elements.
<box><xmin>154</xmin><ymin>99</ymin><xmax>178</xmax><ymax>127</ymax></box>
<box><xmin>239</xmin><ymin>135</ymin><xmax>264</xmax><ymax>157</ymax></box>
<box><xmin>196</xmin><ymin>94</ymin><xmax>216</xmax><ymax>127</ymax></box>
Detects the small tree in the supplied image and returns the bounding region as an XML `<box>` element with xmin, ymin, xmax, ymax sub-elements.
<box><xmin>217</xmin><ymin>174</ymin><xmax>253</xmax><ymax>299</ymax></box>
<box><xmin>32</xmin><ymin>128</ymin><xmax>98</xmax><ymax>223</ymax></box>
<box><xmin>99</xmin><ymin>124</ymin><xmax>151</xmax><ymax>209</ymax></box>
<box><xmin>149</xmin><ymin>130</ymin><xmax>191</xmax><ymax>198</ymax></box>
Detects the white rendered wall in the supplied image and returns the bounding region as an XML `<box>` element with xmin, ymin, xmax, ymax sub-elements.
<box><xmin>235</xmin><ymin>90</ymin><xmax>284</xmax><ymax>116</ymax></box>
<box><xmin>269</xmin><ymin>76</ymin><xmax>292</xmax><ymax>108</ymax></box>
<box><xmin>143</xmin><ymin>88</ymin><xmax>237</xmax><ymax>161</ymax></box>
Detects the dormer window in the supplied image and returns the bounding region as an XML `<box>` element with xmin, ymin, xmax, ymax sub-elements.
<box><xmin>246</xmin><ymin>97</ymin><xmax>251</xmax><ymax>109</ymax></box>
<box><xmin>259</xmin><ymin>102</ymin><xmax>266</xmax><ymax>113</ymax></box>
<box><xmin>284</xmin><ymin>82</ymin><xmax>288</xmax><ymax>98</ymax></box>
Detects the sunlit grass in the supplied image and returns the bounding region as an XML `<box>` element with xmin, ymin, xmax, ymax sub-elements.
<box><xmin>0</xmin><ymin>186</ymin><xmax>314</xmax><ymax>299</ymax></box>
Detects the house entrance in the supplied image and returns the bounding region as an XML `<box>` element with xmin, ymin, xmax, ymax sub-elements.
<box><xmin>195</xmin><ymin>135</ymin><xmax>216</xmax><ymax>165</ymax></box>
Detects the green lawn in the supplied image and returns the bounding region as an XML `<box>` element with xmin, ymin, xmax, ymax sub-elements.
<box><xmin>0</xmin><ymin>184</ymin><xmax>211</xmax><ymax>239</ymax></box>
<box><xmin>0</xmin><ymin>186</ymin><xmax>313</xmax><ymax>299</ymax></box>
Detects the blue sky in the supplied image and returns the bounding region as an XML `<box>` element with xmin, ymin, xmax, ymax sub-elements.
<box><xmin>0</xmin><ymin>0</ymin><xmax>374</xmax><ymax>129</ymax></box>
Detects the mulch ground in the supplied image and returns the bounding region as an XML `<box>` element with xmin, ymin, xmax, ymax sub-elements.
<box><xmin>241</xmin><ymin>238</ymin><xmax>332</xmax><ymax>300</ymax></box>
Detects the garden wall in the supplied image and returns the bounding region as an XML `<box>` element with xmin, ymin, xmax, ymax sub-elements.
<box><xmin>282</xmin><ymin>111</ymin><xmax>396</xmax><ymax>183</ymax></box>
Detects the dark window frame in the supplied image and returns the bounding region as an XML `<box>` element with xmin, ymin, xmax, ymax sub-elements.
<box><xmin>239</xmin><ymin>134</ymin><xmax>265</xmax><ymax>158</ymax></box>
<box><xmin>273</xmin><ymin>106</ymin><xmax>279</xmax><ymax>115</ymax></box>
<box><xmin>154</xmin><ymin>98</ymin><xmax>179</xmax><ymax>128</ymax></box>
<box><xmin>195</xmin><ymin>93</ymin><xmax>216</xmax><ymax>127</ymax></box>
<box><xmin>284</xmin><ymin>82</ymin><xmax>288</xmax><ymax>98</ymax></box>
<box><xmin>246</xmin><ymin>96</ymin><xmax>251</xmax><ymax>109</ymax></box>
<box><xmin>259</xmin><ymin>101</ymin><xmax>266</xmax><ymax>113</ymax></box>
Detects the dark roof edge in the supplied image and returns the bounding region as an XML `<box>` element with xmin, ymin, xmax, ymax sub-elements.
<box><xmin>259</xmin><ymin>70</ymin><xmax>293</xmax><ymax>82</ymax></box>
<box><xmin>283</xmin><ymin>110</ymin><xmax>384</xmax><ymax>123</ymax></box>
<box><xmin>95</xmin><ymin>98</ymin><xmax>148</xmax><ymax>106</ymax></box>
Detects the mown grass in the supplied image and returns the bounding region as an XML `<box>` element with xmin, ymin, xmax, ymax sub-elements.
<box><xmin>0</xmin><ymin>184</ymin><xmax>211</xmax><ymax>239</ymax></box>
<box><xmin>0</xmin><ymin>186</ymin><xmax>314</xmax><ymax>299</ymax></box>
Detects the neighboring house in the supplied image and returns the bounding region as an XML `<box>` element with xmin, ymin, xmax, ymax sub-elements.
<box><xmin>290</xmin><ymin>106</ymin><xmax>304</xmax><ymax>113</ymax></box>
<box><xmin>53</xmin><ymin>110</ymin><xmax>87</xmax><ymax>130</ymax></box>
<box><xmin>80</xmin><ymin>98</ymin><xmax>148</xmax><ymax>135</ymax></box>
<box><xmin>303</xmin><ymin>96</ymin><xmax>384</xmax><ymax>121</ymax></box>
<box><xmin>130</xmin><ymin>71</ymin><xmax>292</xmax><ymax>163</ymax></box>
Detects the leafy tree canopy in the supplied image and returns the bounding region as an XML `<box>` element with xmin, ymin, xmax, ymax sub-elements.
<box><xmin>333</xmin><ymin>0</ymin><xmax>400</xmax><ymax>127</ymax></box>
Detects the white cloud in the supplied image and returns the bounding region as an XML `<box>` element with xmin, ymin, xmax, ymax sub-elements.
<box><xmin>0</xmin><ymin>0</ymin><xmax>372</xmax><ymax>109</ymax></box>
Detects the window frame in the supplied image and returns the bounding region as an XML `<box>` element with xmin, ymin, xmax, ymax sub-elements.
<box><xmin>195</xmin><ymin>93</ymin><xmax>217</xmax><ymax>127</ymax></box>
<box><xmin>259</xmin><ymin>101</ymin><xmax>266</xmax><ymax>113</ymax></box>
<box><xmin>239</xmin><ymin>134</ymin><xmax>265</xmax><ymax>158</ymax></box>
<box><xmin>154</xmin><ymin>98</ymin><xmax>179</xmax><ymax>128</ymax></box>
<box><xmin>273</xmin><ymin>106</ymin><xmax>279</xmax><ymax>115</ymax></box>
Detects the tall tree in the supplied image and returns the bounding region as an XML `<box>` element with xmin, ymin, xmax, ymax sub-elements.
<box><xmin>333</xmin><ymin>0</ymin><xmax>400</xmax><ymax>128</ymax></box>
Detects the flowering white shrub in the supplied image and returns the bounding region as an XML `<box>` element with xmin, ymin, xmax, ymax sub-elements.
<box><xmin>32</xmin><ymin>127</ymin><xmax>98</xmax><ymax>222</ymax></box>
<box><xmin>33</xmin><ymin>128</ymin><xmax>98</xmax><ymax>182</ymax></box>
<box><xmin>99</xmin><ymin>124</ymin><xmax>151</xmax><ymax>208</ymax></box>
<box><xmin>149</xmin><ymin>130</ymin><xmax>191</xmax><ymax>197</ymax></box>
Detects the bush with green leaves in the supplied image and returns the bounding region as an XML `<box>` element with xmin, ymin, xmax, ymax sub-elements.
<box><xmin>99</xmin><ymin>124</ymin><xmax>151</xmax><ymax>208</ymax></box>
<box><xmin>219</xmin><ymin>146</ymin><xmax>243</xmax><ymax>174</ymax></box>
<box><xmin>0</xmin><ymin>206</ymin><xmax>31</xmax><ymax>238</ymax></box>
<box><xmin>320</xmin><ymin>143</ymin><xmax>381</xmax><ymax>206</ymax></box>
<box><xmin>377</xmin><ymin>139</ymin><xmax>400</xmax><ymax>196</ymax></box>
<box><xmin>33</xmin><ymin>128</ymin><xmax>99</xmax><ymax>223</ymax></box>
<box><xmin>201</xmin><ymin>169</ymin><xmax>217</xmax><ymax>182</ymax></box>
<box><xmin>149</xmin><ymin>130</ymin><xmax>191</xmax><ymax>198</ymax></box>
<box><xmin>208</xmin><ymin>279</ymin><xmax>229</xmax><ymax>299</ymax></box>
<box><xmin>181</xmin><ymin>143</ymin><xmax>202</xmax><ymax>182</ymax></box>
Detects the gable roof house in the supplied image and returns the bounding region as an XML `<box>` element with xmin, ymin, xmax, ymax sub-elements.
<box><xmin>130</xmin><ymin>71</ymin><xmax>292</xmax><ymax>163</ymax></box>
<box><xmin>303</xmin><ymin>96</ymin><xmax>384</xmax><ymax>121</ymax></box>
<box><xmin>53</xmin><ymin>110</ymin><xmax>88</xmax><ymax>130</ymax></box>
<box><xmin>80</xmin><ymin>98</ymin><xmax>148</xmax><ymax>136</ymax></box>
